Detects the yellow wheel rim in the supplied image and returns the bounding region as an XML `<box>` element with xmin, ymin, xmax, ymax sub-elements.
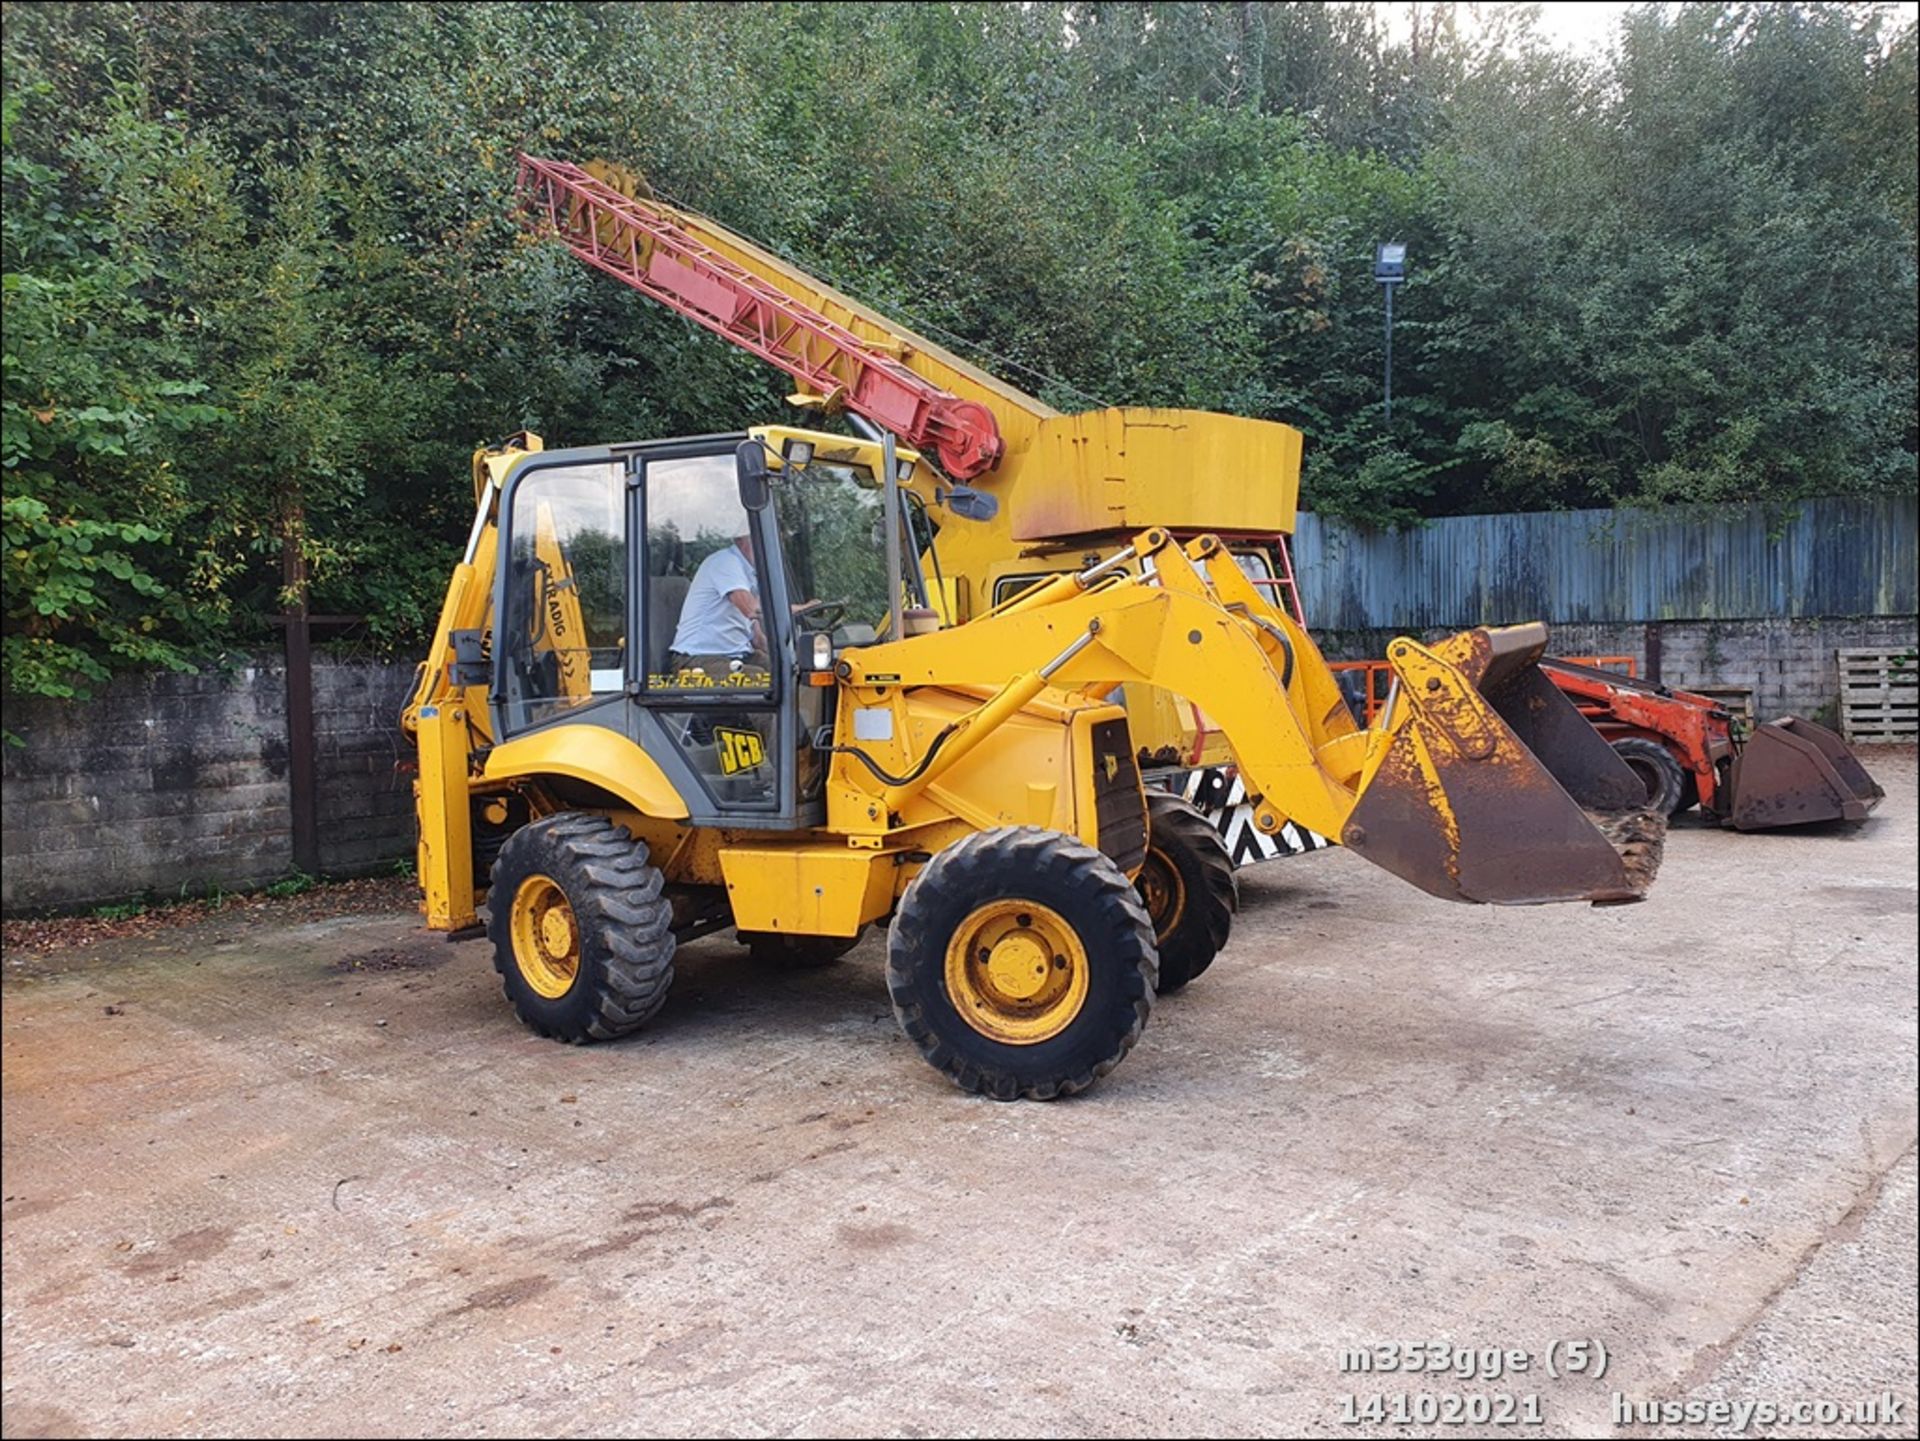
<box><xmin>944</xmin><ymin>900</ymin><xmax>1089</xmax><ymax>1045</ymax></box>
<box><xmin>1137</xmin><ymin>848</ymin><xmax>1186</xmax><ymax>947</ymax></box>
<box><xmin>510</xmin><ymin>874</ymin><xmax>580</xmax><ymax>1000</ymax></box>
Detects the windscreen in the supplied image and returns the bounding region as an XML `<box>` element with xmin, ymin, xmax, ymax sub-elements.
<box><xmin>775</xmin><ymin>460</ymin><xmax>920</xmax><ymax>633</ymax></box>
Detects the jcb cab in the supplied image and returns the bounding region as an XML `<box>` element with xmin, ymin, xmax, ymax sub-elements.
<box><xmin>406</xmin><ymin>426</ymin><xmax>1661</xmax><ymax>1099</ymax></box>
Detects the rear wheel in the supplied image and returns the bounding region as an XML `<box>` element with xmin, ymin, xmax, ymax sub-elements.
<box><xmin>1136</xmin><ymin>792</ymin><xmax>1238</xmax><ymax>993</ymax></box>
<box><xmin>486</xmin><ymin>814</ymin><xmax>674</xmax><ymax>1042</ymax></box>
<box><xmin>1612</xmin><ymin>737</ymin><xmax>1688</xmax><ymax>816</ymax></box>
<box><xmin>739</xmin><ymin>927</ymin><xmax>867</xmax><ymax>969</ymax></box>
<box><xmin>887</xmin><ymin>828</ymin><xmax>1157</xmax><ymax>1101</ymax></box>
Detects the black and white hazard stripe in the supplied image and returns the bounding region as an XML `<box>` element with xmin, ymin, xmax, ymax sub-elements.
<box><xmin>1150</xmin><ymin>767</ymin><xmax>1333</xmax><ymax>868</ymax></box>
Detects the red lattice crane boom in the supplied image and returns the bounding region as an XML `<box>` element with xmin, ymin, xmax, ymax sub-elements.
<box><xmin>515</xmin><ymin>154</ymin><xmax>1005</xmax><ymax>480</ymax></box>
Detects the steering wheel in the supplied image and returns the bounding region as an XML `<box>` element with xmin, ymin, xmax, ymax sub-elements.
<box><xmin>791</xmin><ymin>597</ymin><xmax>852</xmax><ymax>630</ymax></box>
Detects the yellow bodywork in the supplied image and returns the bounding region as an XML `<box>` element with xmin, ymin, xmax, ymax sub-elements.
<box><xmin>408</xmin><ymin>422</ymin><xmax>1655</xmax><ymax>941</ymax></box>
<box><xmin>720</xmin><ymin>690</ymin><xmax>1137</xmax><ymax>937</ymax></box>
<box><xmin>484</xmin><ymin>728</ymin><xmax>687</xmax><ymax>820</ymax></box>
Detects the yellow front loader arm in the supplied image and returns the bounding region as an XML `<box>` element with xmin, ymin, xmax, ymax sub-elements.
<box><xmin>834</xmin><ymin>531</ymin><xmax>1662</xmax><ymax>906</ymax></box>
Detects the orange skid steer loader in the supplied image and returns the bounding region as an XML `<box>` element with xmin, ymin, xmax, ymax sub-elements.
<box><xmin>1539</xmin><ymin>658</ymin><xmax>1884</xmax><ymax>831</ymax></box>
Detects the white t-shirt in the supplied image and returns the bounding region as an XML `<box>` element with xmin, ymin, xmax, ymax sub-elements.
<box><xmin>671</xmin><ymin>543</ymin><xmax>757</xmax><ymax>656</ymax></box>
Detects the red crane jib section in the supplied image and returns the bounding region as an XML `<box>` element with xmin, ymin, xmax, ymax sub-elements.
<box><xmin>515</xmin><ymin>155</ymin><xmax>1004</xmax><ymax>481</ymax></box>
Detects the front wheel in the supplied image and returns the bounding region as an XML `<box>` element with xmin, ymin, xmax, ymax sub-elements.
<box><xmin>1612</xmin><ymin>737</ymin><xmax>1689</xmax><ymax>817</ymax></box>
<box><xmin>887</xmin><ymin>828</ymin><xmax>1157</xmax><ymax>1101</ymax></box>
<box><xmin>1137</xmin><ymin>792</ymin><xmax>1238</xmax><ymax>993</ymax></box>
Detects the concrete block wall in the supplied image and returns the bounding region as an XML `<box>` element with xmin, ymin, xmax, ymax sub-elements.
<box><xmin>2</xmin><ymin>656</ymin><xmax>418</xmax><ymax>912</ymax></box>
<box><xmin>5</xmin><ymin>616</ymin><xmax>1914</xmax><ymax>912</ymax></box>
<box><xmin>312</xmin><ymin>661</ymin><xmax>418</xmax><ymax>875</ymax></box>
<box><xmin>1313</xmin><ymin>616</ymin><xmax>1918</xmax><ymax>722</ymax></box>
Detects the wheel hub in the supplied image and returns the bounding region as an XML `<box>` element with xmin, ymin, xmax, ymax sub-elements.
<box><xmin>510</xmin><ymin>874</ymin><xmax>581</xmax><ymax>999</ymax></box>
<box><xmin>540</xmin><ymin>907</ymin><xmax>575</xmax><ymax>956</ymax></box>
<box><xmin>944</xmin><ymin>901</ymin><xmax>1089</xmax><ymax>1045</ymax></box>
<box><xmin>1137</xmin><ymin>849</ymin><xmax>1185</xmax><ymax>945</ymax></box>
<box><xmin>984</xmin><ymin>932</ymin><xmax>1051</xmax><ymax>1000</ymax></box>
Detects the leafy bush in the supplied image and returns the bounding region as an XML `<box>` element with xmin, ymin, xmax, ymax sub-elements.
<box><xmin>0</xmin><ymin>3</ymin><xmax>1912</xmax><ymax>703</ymax></box>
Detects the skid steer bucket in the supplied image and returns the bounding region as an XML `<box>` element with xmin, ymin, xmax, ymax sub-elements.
<box><xmin>1341</xmin><ymin>624</ymin><xmax>1664</xmax><ymax>906</ymax></box>
<box><xmin>1728</xmin><ymin>717</ymin><xmax>1885</xmax><ymax>831</ymax></box>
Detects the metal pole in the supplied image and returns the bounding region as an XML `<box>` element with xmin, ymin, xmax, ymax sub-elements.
<box><xmin>1383</xmin><ymin>280</ymin><xmax>1395</xmax><ymax>429</ymax></box>
<box><xmin>882</xmin><ymin>431</ymin><xmax>905</xmax><ymax>642</ymax></box>
<box><xmin>281</xmin><ymin>518</ymin><xmax>320</xmax><ymax>877</ymax></box>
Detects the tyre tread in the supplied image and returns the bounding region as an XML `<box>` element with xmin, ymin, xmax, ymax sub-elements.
<box><xmin>486</xmin><ymin>813</ymin><xmax>675</xmax><ymax>1043</ymax></box>
<box><xmin>886</xmin><ymin>827</ymin><xmax>1156</xmax><ymax>1101</ymax></box>
<box><xmin>1141</xmin><ymin>792</ymin><xmax>1238</xmax><ymax>993</ymax></box>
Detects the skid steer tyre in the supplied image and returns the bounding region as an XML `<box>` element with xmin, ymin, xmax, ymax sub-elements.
<box><xmin>887</xmin><ymin>828</ymin><xmax>1157</xmax><ymax>1101</ymax></box>
<box><xmin>1612</xmin><ymin>737</ymin><xmax>1688</xmax><ymax>817</ymax></box>
<box><xmin>485</xmin><ymin>814</ymin><xmax>674</xmax><ymax>1043</ymax></box>
<box><xmin>1137</xmin><ymin>792</ymin><xmax>1238</xmax><ymax>994</ymax></box>
<box><xmin>1677</xmin><ymin>772</ymin><xmax>1700</xmax><ymax>815</ymax></box>
<box><xmin>739</xmin><ymin>927</ymin><xmax>867</xmax><ymax>969</ymax></box>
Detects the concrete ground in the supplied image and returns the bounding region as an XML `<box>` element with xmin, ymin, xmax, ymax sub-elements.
<box><xmin>3</xmin><ymin>751</ymin><xmax>1915</xmax><ymax>1439</ymax></box>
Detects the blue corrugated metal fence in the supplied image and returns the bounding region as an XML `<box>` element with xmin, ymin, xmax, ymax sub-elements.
<box><xmin>1292</xmin><ymin>495</ymin><xmax>1916</xmax><ymax>630</ymax></box>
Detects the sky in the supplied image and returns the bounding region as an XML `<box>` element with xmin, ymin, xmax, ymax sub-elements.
<box><xmin>1377</xmin><ymin>1</ymin><xmax>1920</xmax><ymax>56</ymax></box>
<box><xmin>1524</xmin><ymin>2</ymin><xmax>1644</xmax><ymax>52</ymax></box>
<box><xmin>1373</xmin><ymin>2</ymin><xmax>1646</xmax><ymax>57</ymax></box>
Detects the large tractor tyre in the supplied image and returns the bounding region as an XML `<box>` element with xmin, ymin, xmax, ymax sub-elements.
<box><xmin>1611</xmin><ymin>737</ymin><xmax>1689</xmax><ymax>817</ymax></box>
<box><xmin>1137</xmin><ymin>792</ymin><xmax>1238</xmax><ymax>994</ymax></box>
<box><xmin>739</xmin><ymin>927</ymin><xmax>868</xmax><ymax>969</ymax></box>
<box><xmin>887</xmin><ymin>828</ymin><xmax>1157</xmax><ymax>1101</ymax></box>
<box><xmin>484</xmin><ymin>813</ymin><xmax>675</xmax><ymax>1043</ymax></box>
<box><xmin>1677</xmin><ymin>772</ymin><xmax>1701</xmax><ymax>816</ymax></box>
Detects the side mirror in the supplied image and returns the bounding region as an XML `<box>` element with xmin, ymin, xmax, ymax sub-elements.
<box><xmin>940</xmin><ymin>484</ymin><xmax>999</xmax><ymax>522</ymax></box>
<box><xmin>736</xmin><ymin>440</ymin><xmax>771</xmax><ymax>511</ymax></box>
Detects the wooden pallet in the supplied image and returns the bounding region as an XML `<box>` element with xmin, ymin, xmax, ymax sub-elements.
<box><xmin>1690</xmin><ymin>684</ymin><xmax>1754</xmax><ymax>721</ymax></box>
<box><xmin>1839</xmin><ymin>647</ymin><xmax>1918</xmax><ymax>742</ymax></box>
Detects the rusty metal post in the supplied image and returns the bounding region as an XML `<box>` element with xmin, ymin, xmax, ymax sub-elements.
<box><xmin>282</xmin><ymin>521</ymin><xmax>320</xmax><ymax>876</ymax></box>
<box><xmin>1646</xmin><ymin>621</ymin><xmax>1663</xmax><ymax>685</ymax></box>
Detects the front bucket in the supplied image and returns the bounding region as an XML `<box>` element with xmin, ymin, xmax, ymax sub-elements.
<box><xmin>1728</xmin><ymin>717</ymin><xmax>1885</xmax><ymax>830</ymax></box>
<box><xmin>1342</xmin><ymin>625</ymin><xmax>1664</xmax><ymax>906</ymax></box>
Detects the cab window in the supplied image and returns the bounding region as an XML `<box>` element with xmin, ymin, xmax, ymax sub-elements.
<box><xmin>993</xmin><ymin>571</ymin><xmax>1059</xmax><ymax>607</ymax></box>
<box><xmin>499</xmin><ymin>462</ymin><xmax>627</xmax><ymax>732</ymax></box>
<box><xmin>775</xmin><ymin>457</ymin><xmax>910</xmax><ymax>640</ymax></box>
<box><xmin>643</xmin><ymin>453</ymin><xmax>774</xmax><ymax>695</ymax></box>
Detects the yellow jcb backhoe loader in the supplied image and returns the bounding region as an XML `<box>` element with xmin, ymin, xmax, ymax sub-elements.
<box><xmin>405</xmin><ymin>425</ymin><xmax>1661</xmax><ymax>1099</ymax></box>
<box><xmin>512</xmin><ymin>153</ymin><xmax>1346</xmax><ymax>937</ymax></box>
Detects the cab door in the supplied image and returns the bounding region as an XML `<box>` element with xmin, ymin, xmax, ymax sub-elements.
<box><xmin>631</xmin><ymin>439</ymin><xmax>808</xmax><ymax>828</ymax></box>
<box><xmin>492</xmin><ymin>437</ymin><xmax>810</xmax><ymax>830</ymax></box>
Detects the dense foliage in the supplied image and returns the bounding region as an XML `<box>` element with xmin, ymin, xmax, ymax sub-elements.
<box><xmin>4</xmin><ymin>2</ymin><xmax>1915</xmax><ymax>696</ymax></box>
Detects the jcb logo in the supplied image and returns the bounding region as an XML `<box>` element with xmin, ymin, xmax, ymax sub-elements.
<box><xmin>715</xmin><ymin>727</ymin><xmax>766</xmax><ymax>775</ymax></box>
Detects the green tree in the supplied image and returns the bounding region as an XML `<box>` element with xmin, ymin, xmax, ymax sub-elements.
<box><xmin>1</xmin><ymin>0</ymin><xmax>1913</xmax><ymax>699</ymax></box>
<box><xmin>1</xmin><ymin>86</ymin><xmax>232</xmax><ymax>700</ymax></box>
